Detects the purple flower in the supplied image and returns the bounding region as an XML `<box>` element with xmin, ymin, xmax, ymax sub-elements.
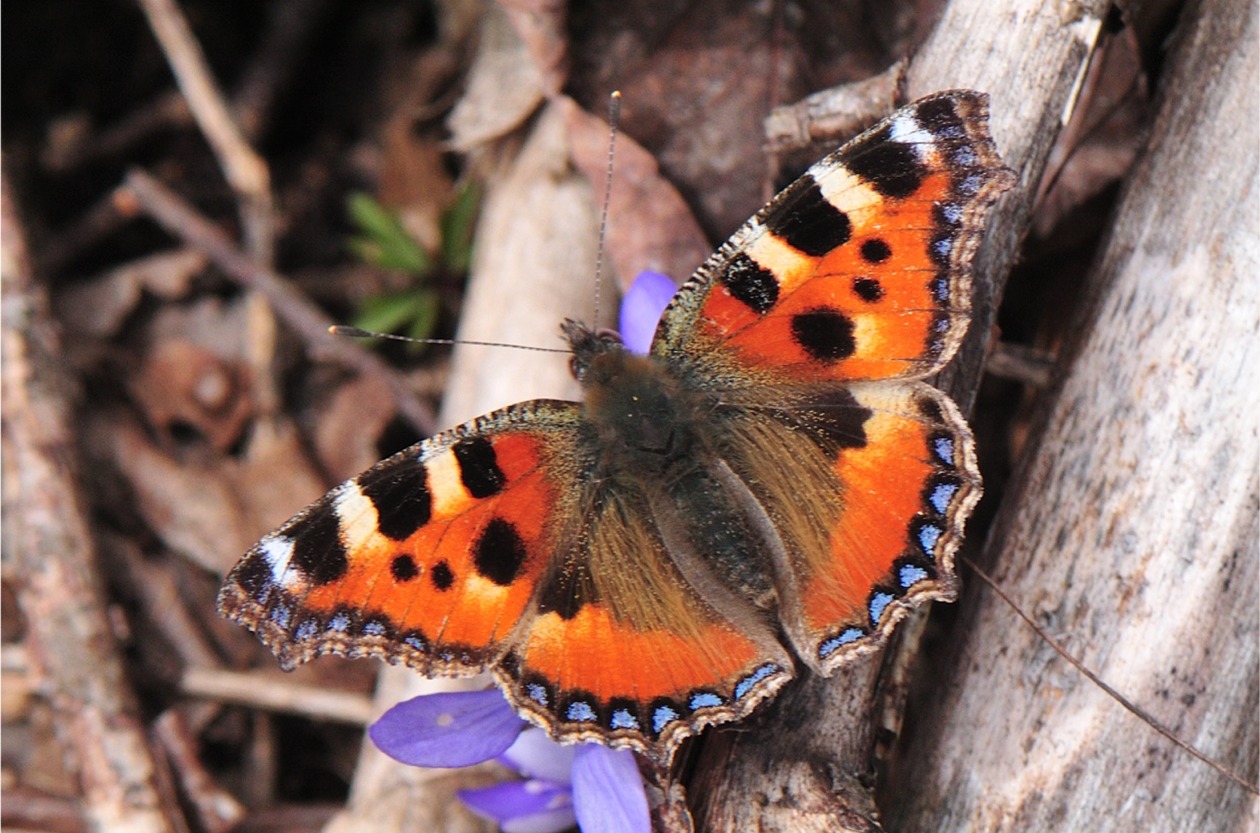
<box><xmin>370</xmin><ymin>690</ymin><xmax>650</xmax><ymax>833</ymax></box>
<box><xmin>619</xmin><ymin>270</ymin><xmax>676</xmax><ymax>355</ymax></box>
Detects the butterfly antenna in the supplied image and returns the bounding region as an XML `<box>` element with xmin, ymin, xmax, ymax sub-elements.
<box><xmin>329</xmin><ymin>325</ymin><xmax>568</xmax><ymax>355</ymax></box>
<box><xmin>960</xmin><ymin>553</ymin><xmax>1259</xmax><ymax>796</ymax></box>
<box><xmin>591</xmin><ymin>90</ymin><xmax>622</xmax><ymax>327</ymax></box>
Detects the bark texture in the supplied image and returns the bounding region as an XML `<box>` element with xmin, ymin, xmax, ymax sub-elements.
<box><xmin>886</xmin><ymin>0</ymin><xmax>1259</xmax><ymax>829</ymax></box>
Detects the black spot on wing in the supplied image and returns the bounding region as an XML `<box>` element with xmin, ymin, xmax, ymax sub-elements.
<box><xmin>473</xmin><ymin>517</ymin><xmax>527</xmax><ymax>586</ymax></box>
<box><xmin>763</xmin><ymin>175</ymin><xmax>852</xmax><ymax>257</ymax></box>
<box><xmin>914</xmin><ymin>94</ymin><xmax>967</xmax><ymax>135</ymax></box>
<box><xmin>789</xmin><ymin>388</ymin><xmax>872</xmax><ymax>453</ymax></box>
<box><xmin>453</xmin><ymin>437</ymin><xmax>506</xmax><ymax>498</ymax></box>
<box><xmin>846</xmin><ymin>127</ymin><xmax>927</xmax><ymax>199</ymax></box>
<box><xmin>430</xmin><ymin>560</ymin><xmax>454</xmax><ymax>591</ymax></box>
<box><xmin>288</xmin><ymin>507</ymin><xmax>348</xmax><ymax>585</ymax></box>
<box><xmin>723</xmin><ymin>253</ymin><xmax>779</xmax><ymax>314</ymax></box>
<box><xmin>860</xmin><ymin>238</ymin><xmax>892</xmax><ymax>263</ymax></box>
<box><xmin>358</xmin><ymin>461</ymin><xmax>431</xmax><ymax>542</ymax></box>
<box><xmin>231</xmin><ymin>550</ymin><xmax>275</xmax><ymax>599</ymax></box>
<box><xmin>853</xmin><ymin>277</ymin><xmax>884</xmax><ymax>303</ymax></box>
<box><xmin>791</xmin><ymin>308</ymin><xmax>857</xmax><ymax>362</ymax></box>
<box><xmin>537</xmin><ymin>557</ymin><xmax>593</xmax><ymax>620</ymax></box>
<box><xmin>390</xmin><ymin>554</ymin><xmax>419</xmax><ymax>582</ymax></box>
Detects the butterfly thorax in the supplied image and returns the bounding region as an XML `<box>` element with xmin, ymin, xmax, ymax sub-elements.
<box><xmin>562</xmin><ymin>319</ymin><xmax>707</xmax><ymax>479</ymax></box>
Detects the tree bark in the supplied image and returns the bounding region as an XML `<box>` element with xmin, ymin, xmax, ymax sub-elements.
<box><xmin>3</xmin><ymin>176</ymin><xmax>177</xmax><ymax>830</ymax></box>
<box><xmin>886</xmin><ymin>0</ymin><xmax>1259</xmax><ymax>830</ymax></box>
<box><xmin>690</xmin><ymin>0</ymin><xmax>1114</xmax><ymax>827</ymax></box>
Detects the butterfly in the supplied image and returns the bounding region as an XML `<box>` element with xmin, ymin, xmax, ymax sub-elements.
<box><xmin>218</xmin><ymin>90</ymin><xmax>1016</xmax><ymax>762</ymax></box>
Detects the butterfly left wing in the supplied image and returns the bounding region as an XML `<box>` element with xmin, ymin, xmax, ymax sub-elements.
<box><xmin>708</xmin><ymin>378</ymin><xmax>982</xmax><ymax>672</ymax></box>
<box><xmin>218</xmin><ymin>399</ymin><xmax>793</xmax><ymax>758</ymax></box>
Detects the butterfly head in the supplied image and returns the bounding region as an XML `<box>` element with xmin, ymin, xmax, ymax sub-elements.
<box><xmin>560</xmin><ymin>319</ymin><xmax>627</xmax><ymax>384</ymax></box>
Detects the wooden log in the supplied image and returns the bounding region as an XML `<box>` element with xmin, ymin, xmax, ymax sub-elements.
<box><xmin>885</xmin><ymin>0</ymin><xmax>1259</xmax><ymax>829</ymax></box>
<box><xmin>2</xmin><ymin>177</ymin><xmax>177</xmax><ymax>830</ymax></box>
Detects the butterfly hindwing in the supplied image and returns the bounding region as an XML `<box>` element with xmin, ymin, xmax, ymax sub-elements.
<box><xmin>653</xmin><ymin>90</ymin><xmax>1015</xmax><ymax>385</ymax></box>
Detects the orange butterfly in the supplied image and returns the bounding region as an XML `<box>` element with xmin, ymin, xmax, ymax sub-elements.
<box><xmin>219</xmin><ymin>90</ymin><xmax>1015</xmax><ymax>762</ymax></box>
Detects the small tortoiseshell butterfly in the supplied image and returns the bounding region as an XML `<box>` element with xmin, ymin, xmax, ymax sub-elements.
<box><xmin>219</xmin><ymin>90</ymin><xmax>1016</xmax><ymax>761</ymax></box>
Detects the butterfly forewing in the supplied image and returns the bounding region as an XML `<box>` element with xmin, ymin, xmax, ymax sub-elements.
<box><xmin>654</xmin><ymin>90</ymin><xmax>1015</xmax><ymax>386</ymax></box>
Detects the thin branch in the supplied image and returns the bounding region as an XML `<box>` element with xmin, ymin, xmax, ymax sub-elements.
<box><xmin>136</xmin><ymin>0</ymin><xmax>274</xmax><ymax>264</ymax></box>
<box><xmin>180</xmin><ymin>667</ymin><xmax>375</xmax><ymax>725</ymax></box>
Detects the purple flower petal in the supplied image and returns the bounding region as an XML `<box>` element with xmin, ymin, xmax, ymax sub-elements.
<box><xmin>458</xmin><ymin>780</ymin><xmax>575</xmax><ymax>833</ymax></box>
<box><xmin>572</xmin><ymin>744</ymin><xmax>651</xmax><ymax>833</ymax></box>
<box><xmin>619</xmin><ymin>270</ymin><xmax>676</xmax><ymax>355</ymax></box>
<box><xmin>369</xmin><ymin>689</ymin><xmax>526</xmax><ymax>768</ymax></box>
<box><xmin>499</xmin><ymin>728</ymin><xmax>576</xmax><ymax>785</ymax></box>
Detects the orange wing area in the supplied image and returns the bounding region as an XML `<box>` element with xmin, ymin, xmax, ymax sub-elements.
<box><xmin>714</xmin><ymin>381</ymin><xmax>979</xmax><ymax>673</ymax></box>
<box><xmin>654</xmin><ymin>90</ymin><xmax>1014</xmax><ymax>385</ymax></box>
<box><xmin>218</xmin><ymin>399</ymin><xmax>794</xmax><ymax>758</ymax></box>
<box><xmin>217</xmin><ymin>401</ymin><xmax>585</xmax><ymax>675</ymax></box>
<box><xmin>696</xmin><ymin>168</ymin><xmax>956</xmax><ymax>379</ymax></box>
<box><xmin>796</xmin><ymin>382</ymin><xmax>980</xmax><ymax>669</ymax></box>
<box><xmin>499</xmin><ymin>487</ymin><xmax>792</xmax><ymax>758</ymax></box>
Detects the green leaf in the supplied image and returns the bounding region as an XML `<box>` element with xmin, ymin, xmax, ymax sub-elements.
<box><xmin>353</xmin><ymin>293</ymin><xmax>423</xmax><ymax>337</ymax></box>
<box><xmin>440</xmin><ymin>181</ymin><xmax>479</xmax><ymax>274</ymax></box>
<box><xmin>346</xmin><ymin>192</ymin><xmax>432</xmax><ymax>276</ymax></box>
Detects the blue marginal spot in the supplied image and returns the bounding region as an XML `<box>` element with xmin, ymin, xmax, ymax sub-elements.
<box><xmin>294</xmin><ymin>619</ymin><xmax>319</xmax><ymax>641</ymax></box>
<box><xmin>526</xmin><ymin>683</ymin><xmax>549</xmax><ymax>707</ymax></box>
<box><xmin>939</xmin><ymin>201</ymin><xmax>963</xmax><ymax>225</ymax></box>
<box><xmin>899</xmin><ymin>564</ymin><xmax>930</xmax><ymax>589</ymax></box>
<box><xmin>403</xmin><ymin>634</ymin><xmax>426</xmax><ymax>651</ymax></box>
<box><xmin>932</xmin><ymin>237</ymin><xmax>953</xmax><ymax>261</ymax></box>
<box><xmin>328</xmin><ymin>612</ymin><xmax>351</xmax><ymax>632</ymax></box>
<box><xmin>959</xmin><ymin>174</ymin><xmax>983</xmax><ymax>196</ymax></box>
<box><xmin>652</xmin><ymin>705</ymin><xmax>680</xmax><ymax>734</ymax></box>
<box><xmin>610</xmin><ymin>709</ymin><xmax>639</xmax><ymax>730</ymax></box>
<box><xmin>930</xmin><ymin>482</ymin><xmax>959</xmax><ymax>514</ymax></box>
<box><xmin>362</xmin><ymin>620</ymin><xmax>386</xmax><ymax>636</ymax></box>
<box><xmin>269</xmin><ymin>603</ymin><xmax>292</xmax><ymax>629</ymax></box>
<box><xmin>951</xmin><ymin>146</ymin><xmax>978</xmax><ymax>168</ymax></box>
<box><xmin>689</xmin><ymin>692</ymin><xmax>724</xmax><ymax>711</ymax></box>
<box><xmin>818</xmin><ymin>627</ymin><xmax>864</xmax><ymax>659</ymax></box>
<box><xmin>933</xmin><ymin>435</ymin><xmax>955</xmax><ymax>465</ymax></box>
<box><xmin>566</xmin><ymin>701</ymin><xmax>597</xmax><ymax>723</ymax></box>
<box><xmin>918</xmin><ymin>522</ymin><xmax>942</xmax><ymax>557</ymax></box>
<box><xmin>869</xmin><ymin>592</ymin><xmax>895</xmax><ymax>626</ymax></box>
<box><xmin>734</xmin><ymin>663</ymin><xmax>780</xmax><ymax>701</ymax></box>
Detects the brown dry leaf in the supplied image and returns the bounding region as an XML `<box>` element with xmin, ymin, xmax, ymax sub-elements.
<box><xmin>562</xmin><ymin>95</ymin><xmax>712</xmax><ymax>293</ymax></box>
<box><xmin>53</xmin><ymin>248</ymin><xmax>205</xmax><ymax>339</ymax></box>
<box><xmin>129</xmin><ymin>339</ymin><xmax>252</xmax><ymax>455</ymax></box>
<box><xmin>375</xmin><ymin>45</ymin><xmax>463</xmax><ymax>254</ymax></box>
<box><xmin>313</xmin><ymin>374</ymin><xmax>400</xmax><ymax>483</ymax></box>
<box><xmin>497</xmin><ymin>0</ymin><xmax>569</xmax><ymax>96</ymax></box>
<box><xmin>91</xmin><ymin>411</ymin><xmax>324</xmax><ymax>577</ymax></box>
<box><xmin>448</xmin><ymin>3</ymin><xmax>547</xmax><ymax>151</ymax></box>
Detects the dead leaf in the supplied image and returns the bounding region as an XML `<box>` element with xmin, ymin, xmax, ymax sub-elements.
<box><xmin>497</xmin><ymin>0</ymin><xmax>569</xmax><ymax>96</ymax></box>
<box><xmin>448</xmin><ymin>4</ymin><xmax>547</xmax><ymax>151</ymax></box>
<box><xmin>562</xmin><ymin>95</ymin><xmax>711</xmax><ymax>293</ymax></box>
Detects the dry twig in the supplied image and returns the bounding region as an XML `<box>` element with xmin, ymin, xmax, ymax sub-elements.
<box><xmin>136</xmin><ymin>0</ymin><xmax>275</xmax><ymax>264</ymax></box>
